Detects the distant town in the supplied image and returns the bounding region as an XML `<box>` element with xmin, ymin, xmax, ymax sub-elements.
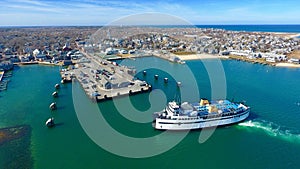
<box><xmin>1</xmin><ymin>26</ymin><xmax>300</xmax><ymax>71</ymax></box>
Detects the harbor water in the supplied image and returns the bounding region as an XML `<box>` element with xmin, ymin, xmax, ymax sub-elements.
<box><xmin>1</xmin><ymin>57</ymin><xmax>300</xmax><ymax>169</ymax></box>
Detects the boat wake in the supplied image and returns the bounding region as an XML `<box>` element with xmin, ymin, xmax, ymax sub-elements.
<box><xmin>238</xmin><ymin>120</ymin><xmax>300</xmax><ymax>143</ymax></box>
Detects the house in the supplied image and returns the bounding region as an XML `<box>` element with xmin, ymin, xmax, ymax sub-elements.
<box><xmin>20</xmin><ymin>56</ymin><xmax>30</xmax><ymax>62</ymax></box>
<box><xmin>105</xmin><ymin>48</ymin><xmax>118</xmax><ymax>55</ymax></box>
<box><xmin>119</xmin><ymin>49</ymin><xmax>128</xmax><ymax>54</ymax></box>
<box><xmin>10</xmin><ymin>56</ymin><xmax>20</xmax><ymax>63</ymax></box>
<box><xmin>63</xmin><ymin>60</ymin><xmax>73</xmax><ymax>66</ymax></box>
<box><xmin>33</xmin><ymin>49</ymin><xmax>40</xmax><ymax>57</ymax></box>
<box><xmin>288</xmin><ymin>58</ymin><xmax>300</xmax><ymax>64</ymax></box>
<box><xmin>3</xmin><ymin>48</ymin><xmax>13</xmax><ymax>56</ymax></box>
<box><xmin>266</xmin><ymin>57</ymin><xmax>276</xmax><ymax>63</ymax></box>
<box><xmin>35</xmin><ymin>54</ymin><xmax>47</xmax><ymax>61</ymax></box>
<box><xmin>77</xmin><ymin>57</ymin><xmax>90</xmax><ymax>63</ymax></box>
<box><xmin>0</xmin><ymin>61</ymin><xmax>14</xmax><ymax>70</ymax></box>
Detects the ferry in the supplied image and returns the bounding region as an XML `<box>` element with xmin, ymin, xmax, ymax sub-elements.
<box><xmin>153</xmin><ymin>98</ymin><xmax>250</xmax><ymax>130</ymax></box>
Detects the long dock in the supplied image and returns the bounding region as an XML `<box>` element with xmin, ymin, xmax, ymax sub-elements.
<box><xmin>60</xmin><ymin>51</ymin><xmax>151</xmax><ymax>102</ymax></box>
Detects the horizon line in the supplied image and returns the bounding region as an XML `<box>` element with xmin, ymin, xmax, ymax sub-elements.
<box><xmin>1</xmin><ymin>23</ymin><xmax>300</xmax><ymax>28</ymax></box>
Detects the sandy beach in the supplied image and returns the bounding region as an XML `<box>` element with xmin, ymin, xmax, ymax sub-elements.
<box><xmin>276</xmin><ymin>63</ymin><xmax>300</xmax><ymax>68</ymax></box>
<box><xmin>175</xmin><ymin>54</ymin><xmax>228</xmax><ymax>60</ymax></box>
<box><xmin>272</xmin><ymin>32</ymin><xmax>300</xmax><ymax>39</ymax></box>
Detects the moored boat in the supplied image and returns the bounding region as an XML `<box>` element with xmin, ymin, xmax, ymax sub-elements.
<box><xmin>52</xmin><ymin>91</ymin><xmax>58</xmax><ymax>97</ymax></box>
<box><xmin>45</xmin><ymin>117</ymin><xmax>55</xmax><ymax>127</ymax></box>
<box><xmin>49</xmin><ymin>102</ymin><xmax>57</xmax><ymax>110</ymax></box>
<box><xmin>55</xmin><ymin>83</ymin><xmax>60</xmax><ymax>89</ymax></box>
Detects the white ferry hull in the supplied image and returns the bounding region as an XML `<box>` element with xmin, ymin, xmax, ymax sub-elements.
<box><xmin>154</xmin><ymin>110</ymin><xmax>250</xmax><ymax>130</ymax></box>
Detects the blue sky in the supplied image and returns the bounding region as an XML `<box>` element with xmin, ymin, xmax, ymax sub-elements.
<box><xmin>0</xmin><ymin>0</ymin><xmax>300</xmax><ymax>26</ymax></box>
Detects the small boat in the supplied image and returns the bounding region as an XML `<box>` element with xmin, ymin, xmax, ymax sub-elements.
<box><xmin>154</xmin><ymin>74</ymin><xmax>159</xmax><ymax>80</ymax></box>
<box><xmin>45</xmin><ymin>117</ymin><xmax>55</xmax><ymax>127</ymax></box>
<box><xmin>55</xmin><ymin>84</ymin><xmax>60</xmax><ymax>89</ymax></box>
<box><xmin>49</xmin><ymin>102</ymin><xmax>57</xmax><ymax>110</ymax></box>
<box><xmin>61</xmin><ymin>79</ymin><xmax>65</xmax><ymax>84</ymax></box>
<box><xmin>143</xmin><ymin>71</ymin><xmax>147</xmax><ymax>75</ymax></box>
<box><xmin>177</xmin><ymin>81</ymin><xmax>182</xmax><ymax>87</ymax></box>
<box><xmin>164</xmin><ymin>78</ymin><xmax>168</xmax><ymax>83</ymax></box>
<box><xmin>52</xmin><ymin>91</ymin><xmax>58</xmax><ymax>97</ymax></box>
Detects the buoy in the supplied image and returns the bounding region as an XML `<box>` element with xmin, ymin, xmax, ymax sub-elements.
<box><xmin>55</xmin><ymin>83</ymin><xmax>60</xmax><ymax>89</ymax></box>
<box><xmin>45</xmin><ymin>117</ymin><xmax>55</xmax><ymax>127</ymax></box>
<box><xmin>143</xmin><ymin>71</ymin><xmax>147</xmax><ymax>75</ymax></box>
<box><xmin>49</xmin><ymin>102</ymin><xmax>57</xmax><ymax>110</ymax></box>
<box><xmin>164</xmin><ymin>78</ymin><xmax>168</xmax><ymax>83</ymax></box>
<box><xmin>154</xmin><ymin>74</ymin><xmax>159</xmax><ymax>80</ymax></box>
<box><xmin>52</xmin><ymin>91</ymin><xmax>58</xmax><ymax>97</ymax></box>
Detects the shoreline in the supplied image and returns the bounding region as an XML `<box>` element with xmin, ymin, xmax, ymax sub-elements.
<box><xmin>174</xmin><ymin>53</ymin><xmax>228</xmax><ymax>60</ymax></box>
<box><xmin>173</xmin><ymin>53</ymin><xmax>300</xmax><ymax>68</ymax></box>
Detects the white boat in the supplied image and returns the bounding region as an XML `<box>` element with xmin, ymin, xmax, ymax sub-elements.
<box><xmin>153</xmin><ymin>98</ymin><xmax>250</xmax><ymax>130</ymax></box>
<box><xmin>55</xmin><ymin>83</ymin><xmax>60</xmax><ymax>89</ymax></box>
<box><xmin>49</xmin><ymin>102</ymin><xmax>57</xmax><ymax>110</ymax></box>
<box><xmin>45</xmin><ymin>117</ymin><xmax>55</xmax><ymax>127</ymax></box>
<box><xmin>52</xmin><ymin>91</ymin><xmax>58</xmax><ymax>97</ymax></box>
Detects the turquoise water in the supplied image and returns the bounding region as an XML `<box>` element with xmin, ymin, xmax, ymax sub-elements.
<box><xmin>1</xmin><ymin>58</ymin><xmax>300</xmax><ymax>169</ymax></box>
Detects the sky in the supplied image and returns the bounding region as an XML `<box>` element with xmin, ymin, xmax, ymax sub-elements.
<box><xmin>0</xmin><ymin>0</ymin><xmax>300</xmax><ymax>26</ymax></box>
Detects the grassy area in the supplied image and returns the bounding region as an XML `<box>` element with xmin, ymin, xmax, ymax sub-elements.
<box><xmin>287</xmin><ymin>50</ymin><xmax>300</xmax><ymax>59</ymax></box>
<box><xmin>171</xmin><ymin>51</ymin><xmax>196</xmax><ymax>55</ymax></box>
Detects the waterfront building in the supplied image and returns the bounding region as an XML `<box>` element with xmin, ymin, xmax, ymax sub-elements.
<box><xmin>0</xmin><ymin>61</ymin><xmax>14</xmax><ymax>70</ymax></box>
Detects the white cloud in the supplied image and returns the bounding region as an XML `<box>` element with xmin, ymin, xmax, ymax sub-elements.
<box><xmin>0</xmin><ymin>0</ymin><xmax>202</xmax><ymax>26</ymax></box>
<box><xmin>0</xmin><ymin>0</ymin><xmax>299</xmax><ymax>26</ymax></box>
